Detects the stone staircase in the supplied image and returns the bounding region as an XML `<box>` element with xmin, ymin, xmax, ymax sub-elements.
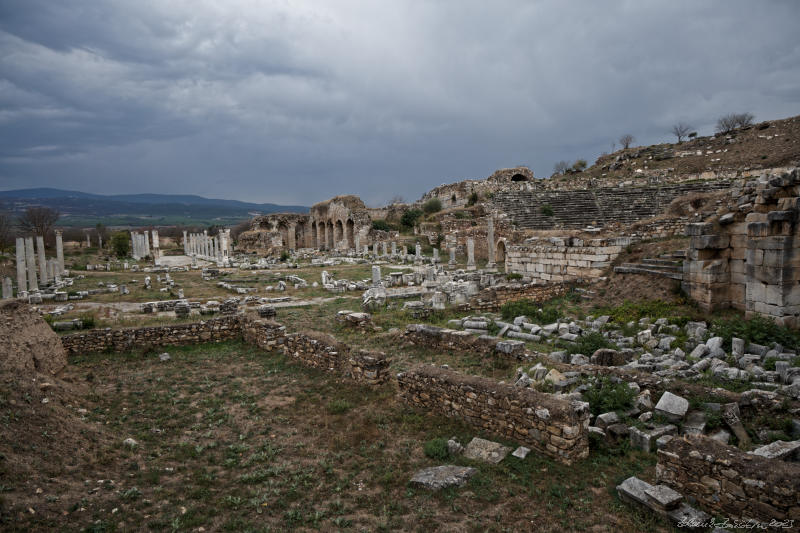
<box><xmin>492</xmin><ymin>181</ymin><xmax>731</xmax><ymax>230</ymax></box>
<box><xmin>614</xmin><ymin>250</ymin><xmax>685</xmax><ymax>280</ymax></box>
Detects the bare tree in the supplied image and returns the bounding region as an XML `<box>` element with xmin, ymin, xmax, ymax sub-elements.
<box><xmin>716</xmin><ymin>112</ymin><xmax>755</xmax><ymax>134</ymax></box>
<box><xmin>0</xmin><ymin>211</ymin><xmax>13</xmax><ymax>250</ymax></box>
<box><xmin>17</xmin><ymin>206</ymin><xmax>60</xmax><ymax>240</ymax></box>
<box><xmin>671</xmin><ymin>122</ymin><xmax>693</xmax><ymax>143</ymax></box>
<box><xmin>619</xmin><ymin>134</ymin><xmax>635</xmax><ymax>150</ymax></box>
<box><xmin>389</xmin><ymin>195</ymin><xmax>405</xmax><ymax>205</ymax></box>
<box><xmin>553</xmin><ymin>161</ymin><xmax>569</xmax><ymax>175</ymax></box>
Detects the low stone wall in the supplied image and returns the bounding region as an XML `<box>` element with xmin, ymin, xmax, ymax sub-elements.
<box><xmin>404</xmin><ymin>324</ymin><xmax>508</xmax><ymax>356</ymax></box>
<box><xmin>61</xmin><ymin>316</ymin><xmax>242</xmax><ymax>355</ymax></box>
<box><xmin>397</xmin><ymin>365</ymin><xmax>590</xmax><ymax>464</ymax></box>
<box><xmin>469</xmin><ymin>282</ymin><xmax>568</xmax><ymax>310</ymax></box>
<box><xmin>657</xmin><ymin>435</ymin><xmax>800</xmax><ymax>523</ymax></box>
<box><xmin>506</xmin><ymin>237</ymin><xmax>633</xmax><ymax>283</ymax></box>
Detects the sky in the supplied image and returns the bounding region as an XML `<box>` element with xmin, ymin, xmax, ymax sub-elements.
<box><xmin>1</xmin><ymin>1</ymin><xmax>799</xmax><ymax>207</ymax></box>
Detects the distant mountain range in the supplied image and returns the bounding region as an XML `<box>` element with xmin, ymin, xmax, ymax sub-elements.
<box><xmin>0</xmin><ymin>188</ymin><xmax>308</xmax><ymax>228</ymax></box>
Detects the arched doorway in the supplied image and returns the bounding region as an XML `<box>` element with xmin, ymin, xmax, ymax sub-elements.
<box><xmin>496</xmin><ymin>240</ymin><xmax>507</xmax><ymax>272</ymax></box>
<box><xmin>278</xmin><ymin>222</ymin><xmax>289</xmax><ymax>247</ymax></box>
<box><xmin>335</xmin><ymin>220</ymin><xmax>344</xmax><ymax>248</ymax></box>
<box><xmin>511</xmin><ymin>173</ymin><xmax>527</xmax><ymax>182</ymax></box>
<box><xmin>295</xmin><ymin>221</ymin><xmax>305</xmax><ymax>249</ymax></box>
<box><xmin>327</xmin><ymin>221</ymin><xmax>334</xmax><ymax>249</ymax></box>
<box><xmin>311</xmin><ymin>221</ymin><xmax>318</xmax><ymax>249</ymax></box>
<box><xmin>346</xmin><ymin>219</ymin><xmax>355</xmax><ymax>249</ymax></box>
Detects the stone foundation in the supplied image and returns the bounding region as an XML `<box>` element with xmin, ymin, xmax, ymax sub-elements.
<box><xmin>397</xmin><ymin>365</ymin><xmax>590</xmax><ymax>464</ymax></box>
<box><xmin>469</xmin><ymin>282</ymin><xmax>569</xmax><ymax>310</ymax></box>
<box><xmin>656</xmin><ymin>435</ymin><xmax>800</xmax><ymax>523</ymax></box>
<box><xmin>506</xmin><ymin>237</ymin><xmax>632</xmax><ymax>283</ymax></box>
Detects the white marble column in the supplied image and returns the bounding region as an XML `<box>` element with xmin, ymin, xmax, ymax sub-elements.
<box><xmin>55</xmin><ymin>230</ymin><xmax>65</xmax><ymax>274</ymax></box>
<box><xmin>36</xmin><ymin>235</ymin><xmax>47</xmax><ymax>285</ymax></box>
<box><xmin>183</xmin><ymin>231</ymin><xmax>188</xmax><ymax>255</ymax></box>
<box><xmin>486</xmin><ymin>217</ymin><xmax>496</xmax><ymax>269</ymax></box>
<box><xmin>467</xmin><ymin>238</ymin><xmax>476</xmax><ymax>270</ymax></box>
<box><xmin>15</xmin><ymin>237</ymin><xmax>27</xmax><ymax>296</ymax></box>
<box><xmin>25</xmin><ymin>236</ymin><xmax>38</xmax><ymax>291</ymax></box>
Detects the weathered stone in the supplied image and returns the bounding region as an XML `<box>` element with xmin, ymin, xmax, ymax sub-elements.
<box><xmin>463</xmin><ymin>437</ymin><xmax>511</xmax><ymax>464</ymax></box>
<box><xmin>654</xmin><ymin>391</ymin><xmax>689</xmax><ymax>422</ymax></box>
<box><xmin>749</xmin><ymin>440</ymin><xmax>800</xmax><ymax>461</ymax></box>
<box><xmin>410</xmin><ymin>465</ymin><xmax>477</xmax><ymax>490</ymax></box>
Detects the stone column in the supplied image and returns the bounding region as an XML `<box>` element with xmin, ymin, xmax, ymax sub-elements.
<box><xmin>86</xmin><ymin>233</ymin><xmax>90</xmax><ymax>247</ymax></box>
<box><xmin>354</xmin><ymin>234</ymin><xmax>360</xmax><ymax>254</ymax></box>
<box><xmin>467</xmin><ymin>238</ymin><xmax>476</xmax><ymax>270</ymax></box>
<box><xmin>55</xmin><ymin>230</ymin><xmax>64</xmax><ymax>274</ymax></box>
<box><xmin>15</xmin><ymin>238</ymin><xmax>27</xmax><ymax>297</ymax></box>
<box><xmin>143</xmin><ymin>231</ymin><xmax>150</xmax><ymax>258</ymax></box>
<box><xmin>2</xmin><ymin>277</ymin><xmax>12</xmax><ymax>299</ymax></box>
<box><xmin>203</xmin><ymin>230</ymin><xmax>208</xmax><ymax>259</ymax></box>
<box><xmin>183</xmin><ymin>230</ymin><xmax>188</xmax><ymax>255</ymax></box>
<box><xmin>373</xmin><ymin>242</ymin><xmax>378</xmax><ymax>256</ymax></box>
<box><xmin>98</xmin><ymin>235</ymin><xmax>103</xmax><ymax>249</ymax></box>
<box><xmin>449</xmin><ymin>247</ymin><xmax>456</xmax><ymax>267</ymax></box>
<box><xmin>36</xmin><ymin>235</ymin><xmax>48</xmax><ymax>285</ymax></box>
<box><xmin>382</xmin><ymin>241</ymin><xmax>388</xmax><ymax>257</ymax></box>
<box><xmin>25</xmin><ymin>236</ymin><xmax>38</xmax><ymax>291</ymax></box>
<box><xmin>152</xmin><ymin>230</ymin><xmax>160</xmax><ymax>260</ymax></box>
<box><xmin>486</xmin><ymin>217</ymin><xmax>496</xmax><ymax>270</ymax></box>
<box><xmin>288</xmin><ymin>223</ymin><xmax>296</xmax><ymax>251</ymax></box>
<box><xmin>391</xmin><ymin>242</ymin><xmax>397</xmax><ymax>256</ymax></box>
<box><xmin>372</xmin><ymin>265</ymin><xmax>381</xmax><ymax>286</ymax></box>
<box><xmin>130</xmin><ymin>232</ymin><xmax>138</xmax><ymax>260</ymax></box>
<box><xmin>415</xmin><ymin>243</ymin><xmax>421</xmax><ymax>262</ymax></box>
<box><xmin>433</xmin><ymin>248</ymin><xmax>439</xmax><ymax>263</ymax></box>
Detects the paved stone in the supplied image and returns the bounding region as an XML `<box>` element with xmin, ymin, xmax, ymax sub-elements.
<box><xmin>644</xmin><ymin>484</ymin><xmax>683</xmax><ymax>510</ymax></box>
<box><xmin>463</xmin><ymin>437</ymin><xmax>511</xmax><ymax>464</ymax></box>
<box><xmin>749</xmin><ymin>439</ymin><xmax>800</xmax><ymax>461</ymax></box>
<box><xmin>410</xmin><ymin>465</ymin><xmax>477</xmax><ymax>490</ymax></box>
<box><xmin>616</xmin><ymin>476</ymin><xmax>653</xmax><ymax>506</ymax></box>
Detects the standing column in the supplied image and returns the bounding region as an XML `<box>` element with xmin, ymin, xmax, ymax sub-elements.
<box><xmin>36</xmin><ymin>235</ymin><xmax>48</xmax><ymax>285</ymax></box>
<box><xmin>486</xmin><ymin>217</ymin><xmax>496</xmax><ymax>269</ymax></box>
<box><xmin>25</xmin><ymin>236</ymin><xmax>38</xmax><ymax>291</ymax></box>
<box><xmin>354</xmin><ymin>234</ymin><xmax>360</xmax><ymax>254</ymax></box>
<box><xmin>130</xmin><ymin>232</ymin><xmax>138</xmax><ymax>260</ymax></box>
<box><xmin>467</xmin><ymin>238</ymin><xmax>476</xmax><ymax>270</ymax></box>
<box><xmin>15</xmin><ymin>238</ymin><xmax>27</xmax><ymax>296</ymax></box>
<box><xmin>382</xmin><ymin>242</ymin><xmax>388</xmax><ymax>257</ymax></box>
<box><xmin>433</xmin><ymin>248</ymin><xmax>439</xmax><ymax>263</ymax></box>
<box><xmin>183</xmin><ymin>230</ymin><xmax>189</xmax><ymax>255</ymax></box>
<box><xmin>2</xmin><ymin>277</ymin><xmax>12</xmax><ymax>299</ymax></box>
<box><xmin>203</xmin><ymin>230</ymin><xmax>208</xmax><ymax>259</ymax></box>
<box><xmin>151</xmin><ymin>230</ymin><xmax>160</xmax><ymax>260</ymax></box>
<box><xmin>288</xmin><ymin>223</ymin><xmax>296</xmax><ymax>251</ymax></box>
<box><xmin>415</xmin><ymin>242</ymin><xmax>422</xmax><ymax>262</ymax></box>
<box><xmin>391</xmin><ymin>242</ymin><xmax>397</xmax><ymax>256</ymax></box>
<box><xmin>143</xmin><ymin>231</ymin><xmax>150</xmax><ymax>257</ymax></box>
<box><xmin>86</xmin><ymin>233</ymin><xmax>90</xmax><ymax>247</ymax></box>
<box><xmin>449</xmin><ymin>247</ymin><xmax>456</xmax><ymax>267</ymax></box>
<box><xmin>55</xmin><ymin>230</ymin><xmax>65</xmax><ymax>274</ymax></box>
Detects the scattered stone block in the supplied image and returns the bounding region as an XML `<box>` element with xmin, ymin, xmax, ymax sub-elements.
<box><xmin>644</xmin><ymin>484</ymin><xmax>683</xmax><ymax>510</ymax></box>
<box><xmin>654</xmin><ymin>391</ymin><xmax>689</xmax><ymax>422</ymax></box>
<box><xmin>512</xmin><ymin>446</ymin><xmax>530</xmax><ymax>459</ymax></box>
<box><xmin>463</xmin><ymin>437</ymin><xmax>511</xmax><ymax>464</ymax></box>
<box><xmin>749</xmin><ymin>440</ymin><xmax>800</xmax><ymax>461</ymax></box>
<box><xmin>410</xmin><ymin>465</ymin><xmax>477</xmax><ymax>490</ymax></box>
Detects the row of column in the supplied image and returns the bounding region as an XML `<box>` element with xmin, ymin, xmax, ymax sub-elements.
<box><xmin>184</xmin><ymin>229</ymin><xmax>231</xmax><ymax>263</ymax></box>
<box><xmin>11</xmin><ymin>231</ymin><xmax>65</xmax><ymax>297</ymax></box>
<box><xmin>131</xmin><ymin>231</ymin><xmax>151</xmax><ymax>260</ymax></box>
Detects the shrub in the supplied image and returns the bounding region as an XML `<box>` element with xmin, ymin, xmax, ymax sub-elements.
<box><xmin>711</xmin><ymin>315</ymin><xmax>800</xmax><ymax>351</ymax></box>
<box><xmin>372</xmin><ymin>219</ymin><xmax>391</xmax><ymax>231</ymax></box>
<box><xmin>453</xmin><ymin>211</ymin><xmax>469</xmax><ymax>219</ymax></box>
<box><xmin>541</xmin><ymin>203</ymin><xmax>554</xmax><ymax>216</ymax></box>
<box><xmin>582</xmin><ymin>377</ymin><xmax>635</xmax><ymax>416</ymax></box>
<box><xmin>327</xmin><ymin>399</ymin><xmax>353</xmax><ymax>414</ymax></box>
<box><xmin>279</xmin><ymin>251</ymin><xmax>290</xmax><ymax>262</ymax></box>
<box><xmin>572</xmin><ymin>159</ymin><xmax>588</xmax><ymax>172</ymax></box>
<box><xmin>400</xmin><ymin>208</ymin><xmax>423</xmax><ymax>229</ymax></box>
<box><xmin>423</xmin><ymin>438</ymin><xmax>450</xmax><ymax>460</ymax></box>
<box><xmin>110</xmin><ymin>231</ymin><xmax>131</xmax><ymax>258</ymax></box>
<box><xmin>506</xmin><ymin>273</ymin><xmax>523</xmax><ymax>281</ymax></box>
<box><xmin>422</xmin><ymin>198</ymin><xmax>442</xmax><ymax>214</ymax></box>
<box><xmin>500</xmin><ymin>298</ymin><xmax>562</xmax><ymax>324</ymax></box>
<box><xmin>466</xmin><ymin>192</ymin><xmax>479</xmax><ymax>207</ymax></box>
<box><xmin>567</xmin><ymin>331</ymin><xmax>615</xmax><ymax>355</ymax></box>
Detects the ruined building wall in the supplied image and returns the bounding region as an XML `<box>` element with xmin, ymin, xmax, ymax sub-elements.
<box><xmin>682</xmin><ymin>168</ymin><xmax>800</xmax><ymax>327</ymax></box>
<box><xmin>307</xmin><ymin>195</ymin><xmax>373</xmax><ymax>252</ymax></box>
<box><xmin>419</xmin><ymin>167</ymin><xmax>535</xmax><ymax>209</ymax></box>
<box><xmin>657</xmin><ymin>435</ymin><xmax>800</xmax><ymax>523</ymax></box>
<box><xmin>506</xmin><ymin>236</ymin><xmax>631</xmax><ymax>283</ymax></box>
<box><xmin>396</xmin><ymin>365</ymin><xmax>590</xmax><ymax>465</ymax></box>
<box><xmin>238</xmin><ymin>213</ymin><xmax>311</xmax><ymax>254</ymax></box>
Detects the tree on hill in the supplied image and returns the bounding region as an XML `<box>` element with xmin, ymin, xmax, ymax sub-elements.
<box><xmin>110</xmin><ymin>231</ymin><xmax>130</xmax><ymax>258</ymax></box>
<box><xmin>716</xmin><ymin>112</ymin><xmax>755</xmax><ymax>134</ymax></box>
<box><xmin>619</xmin><ymin>134</ymin><xmax>635</xmax><ymax>150</ymax></box>
<box><xmin>572</xmin><ymin>159</ymin><xmax>588</xmax><ymax>172</ymax></box>
<box><xmin>422</xmin><ymin>198</ymin><xmax>442</xmax><ymax>214</ymax></box>
<box><xmin>671</xmin><ymin>122</ymin><xmax>693</xmax><ymax>143</ymax></box>
<box><xmin>553</xmin><ymin>161</ymin><xmax>569</xmax><ymax>175</ymax></box>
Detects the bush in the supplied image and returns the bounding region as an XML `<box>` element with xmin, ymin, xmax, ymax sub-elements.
<box><xmin>500</xmin><ymin>298</ymin><xmax>562</xmax><ymax>324</ymax></box>
<box><xmin>572</xmin><ymin>159</ymin><xmax>587</xmax><ymax>172</ymax></box>
<box><xmin>279</xmin><ymin>251</ymin><xmax>290</xmax><ymax>262</ymax></box>
<box><xmin>466</xmin><ymin>192</ymin><xmax>479</xmax><ymax>207</ymax></box>
<box><xmin>372</xmin><ymin>219</ymin><xmax>391</xmax><ymax>232</ymax></box>
<box><xmin>506</xmin><ymin>273</ymin><xmax>523</xmax><ymax>281</ymax></box>
<box><xmin>541</xmin><ymin>203</ymin><xmax>554</xmax><ymax>216</ymax></box>
<box><xmin>595</xmin><ymin>300</ymin><xmax>680</xmax><ymax>324</ymax></box>
<box><xmin>583</xmin><ymin>377</ymin><xmax>635</xmax><ymax>416</ymax></box>
<box><xmin>422</xmin><ymin>198</ymin><xmax>442</xmax><ymax>214</ymax></box>
<box><xmin>110</xmin><ymin>231</ymin><xmax>131</xmax><ymax>258</ymax></box>
<box><xmin>327</xmin><ymin>399</ymin><xmax>353</xmax><ymax>414</ymax></box>
<box><xmin>567</xmin><ymin>331</ymin><xmax>615</xmax><ymax>355</ymax></box>
<box><xmin>711</xmin><ymin>315</ymin><xmax>800</xmax><ymax>351</ymax></box>
<box><xmin>423</xmin><ymin>438</ymin><xmax>450</xmax><ymax>460</ymax></box>
<box><xmin>400</xmin><ymin>208</ymin><xmax>423</xmax><ymax>229</ymax></box>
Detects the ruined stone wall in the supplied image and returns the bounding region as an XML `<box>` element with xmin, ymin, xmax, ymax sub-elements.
<box><xmin>506</xmin><ymin>237</ymin><xmax>631</xmax><ymax>283</ymax></box>
<box><xmin>61</xmin><ymin>316</ymin><xmax>242</xmax><ymax>355</ymax></box>
<box><xmin>308</xmin><ymin>195</ymin><xmax>373</xmax><ymax>251</ymax></box>
<box><xmin>682</xmin><ymin>168</ymin><xmax>800</xmax><ymax>326</ymax></box>
<box><xmin>418</xmin><ymin>167</ymin><xmax>536</xmax><ymax>209</ymax></box>
<box><xmin>396</xmin><ymin>365</ymin><xmax>590</xmax><ymax>465</ymax></box>
<box><xmin>468</xmin><ymin>282</ymin><xmax>569</xmax><ymax>311</ymax></box>
<box><xmin>657</xmin><ymin>435</ymin><xmax>800</xmax><ymax>523</ymax></box>
<box><xmin>403</xmin><ymin>324</ymin><xmax>508</xmax><ymax>356</ymax></box>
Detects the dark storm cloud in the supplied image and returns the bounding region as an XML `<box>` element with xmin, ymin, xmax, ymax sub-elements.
<box><xmin>1</xmin><ymin>0</ymin><xmax>799</xmax><ymax>206</ymax></box>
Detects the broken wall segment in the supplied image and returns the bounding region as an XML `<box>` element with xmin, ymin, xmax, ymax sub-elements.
<box><xmin>506</xmin><ymin>237</ymin><xmax>632</xmax><ymax>283</ymax></box>
<box><xmin>396</xmin><ymin>365</ymin><xmax>590</xmax><ymax>465</ymax></box>
<box><xmin>656</xmin><ymin>435</ymin><xmax>800</xmax><ymax>523</ymax></box>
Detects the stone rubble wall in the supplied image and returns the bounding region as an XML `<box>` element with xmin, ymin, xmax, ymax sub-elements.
<box><xmin>468</xmin><ymin>282</ymin><xmax>569</xmax><ymax>311</ymax></box>
<box><xmin>60</xmin><ymin>316</ymin><xmax>242</xmax><ymax>355</ymax></box>
<box><xmin>682</xmin><ymin>168</ymin><xmax>800</xmax><ymax>326</ymax></box>
<box><xmin>657</xmin><ymin>435</ymin><xmax>800</xmax><ymax>523</ymax></box>
<box><xmin>396</xmin><ymin>365</ymin><xmax>590</xmax><ymax>465</ymax></box>
<box><xmin>403</xmin><ymin>324</ymin><xmax>502</xmax><ymax>355</ymax></box>
<box><xmin>506</xmin><ymin>237</ymin><xmax>633</xmax><ymax>283</ymax></box>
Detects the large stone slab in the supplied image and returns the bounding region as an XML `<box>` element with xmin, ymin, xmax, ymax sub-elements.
<box><xmin>655</xmin><ymin>391</ymin><xmax>689</xmax><ymax>422</ymax></box>
<box><xmin>749</xmin><ymin>439</ymin><xmax>800</xmax><ymax>461</ymax></box>
<box><xmin>410</xmin><ymin>465</ymin><xmax>477</xmax><ymax>490</ymax></box>
<box><xmin>463</xmin><ymin>437</ymin><xmax>511</xmax><ymax>464</ymax></box>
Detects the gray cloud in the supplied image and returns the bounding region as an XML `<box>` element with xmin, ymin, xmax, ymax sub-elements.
<box><xmin>1</xmin><ymin>0</ymin><xmax>799</xmax><ymax>206</ymax></box>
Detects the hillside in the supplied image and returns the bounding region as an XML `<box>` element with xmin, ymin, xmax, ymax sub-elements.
<box><xmin>0</xmin><ymin>189</ymin><xmax>308</xmax><ymax>228</ymax></box>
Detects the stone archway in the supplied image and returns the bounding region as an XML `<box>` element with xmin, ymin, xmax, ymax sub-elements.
<box><xmin>511</xmin><ymin>173</ymin><xmax>528</xmax><ymax>182</ymax></box>
<box><xmin>327</xmin><ymin>221</ymin><xmax>334</xmax><ymax>250</ymax></box>
<box><xmin>311</xmin><ymin>221</ymin><xmax>318</xmax><ymax>249</ymax></box>
<box><xmin>346</xmin><ymin>219</ymin><xmax>355</xmax><ymax>249</ymax></box>
<box><xmin>496</xmin><ymin>240</ymin><xmax>507</xmax><ymax>272</ymax></box>
<box><xmin>295</xmin><ymin>221</ymin><xmax>305</xmax><ymax>249</ymax></box>
<box><xmin>277</xmin><ymin>222</ymin><xmax>289</xmax><ymax>247</ymax></box>
<box><xmin>335</xmin><ymin>220</ymin><xmax>344</xmax><ymax>248</ymax></box>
